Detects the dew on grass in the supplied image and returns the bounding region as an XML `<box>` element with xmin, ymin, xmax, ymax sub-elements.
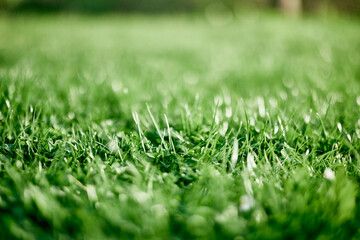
<box><xmin>214</xmin><ymin>111</ymin><xmax>220</xmax><ymax>125</ymax></box>
<box><xmin>16</xmin><ymin>160</ymin><xmax>22</xmax><ymax>169</ymax></box>
<box><xmin>5</xmin><ymin>99</ymin><xmax>10</xmax><ymax>109</ymax></box>
<box><xmin>324</xmin><ymin>168</ymin><xmax>335</xmax><ymax>181</ymax></box>
<box><xmin>108</xmin><ymin>138</ymin><xmax>119</xmax><ymax>153</ymax></box>
<box><xmin>337</xmin><ymin>122</ymin><xmax>342</xmax><ymax>132</ymax></box>
<box><xmin>247</xmin><ymin>153</ymin><xmax>257</xmax><ymax>174</ymax></box>
<box><xmin>230</xmin><ymin>139</ymin><xmax>239</xmax><ymax>170</ymax></box>
<box><xmin>249</xmin><ymin>118</ymin><xmax>255</xmax><ymax>127</ymax></box>
<box><xmin>86</xmin><ymin>185</ymin><xmax>98</xmax><ymax>202</ymax></box>
<box><xmin>347</xmin><ymin>134</ymin><xmax>352</xmax><ymax>142</ymax></box>
<box><xmin>243</xmin><ymin>176</ymin><xmax>253</xmax><ymax>195</ymax></box>
<box><xmin>220</xmin><ymin>121</ymin><xmax>228</xmax><ymax>136</ymax></box>
<box><xmin>274</xmin><ymin>125</ymin><xmax>279</xmax><ymax>134</ymax></box>
<box><xmin>68</xmin><ymin>112</ymin><xmax>75</xmax><ymax>120</ymax></box>
<box><xmin>239</xmin><ymin>195</ymin><xmax>255</xmax><ymax>212</ymax></box>
<box><xmin>255</xmin><ymin>178</ymin><xmax>263</xmax><ymax>187</ymax></box>
<box><xmin>257</xmin><ymin>97</ymin><xmax>265</xmax><ymax>118</ymax></box>
<box><xmin>225</xmin><ymin>107</ymin><xmax>232</xmax><ymax>118</ymax></box>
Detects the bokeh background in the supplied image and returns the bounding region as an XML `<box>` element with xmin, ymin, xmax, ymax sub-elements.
<box><xmin>0</xmin><ymin>0</ymin><xmax>359</xmax><ymax>15</ymax></box>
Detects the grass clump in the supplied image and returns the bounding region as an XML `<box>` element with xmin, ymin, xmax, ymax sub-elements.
<box><xmin>0</xmin><ymin>13</ymin><xmax>360</xmax><ymax>239</ymax></box>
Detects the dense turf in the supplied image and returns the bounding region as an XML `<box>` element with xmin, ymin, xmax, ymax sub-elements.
<box><xmin>1</xmin><ymin>13</ymin><xmax>360</xmax><ymax>239</ymax></box>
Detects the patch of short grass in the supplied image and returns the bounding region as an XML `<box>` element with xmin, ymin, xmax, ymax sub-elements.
<box><xmin>0</xmin><ymin>13</ymin><xmax>360</xmax><ymax>239</ymax></box>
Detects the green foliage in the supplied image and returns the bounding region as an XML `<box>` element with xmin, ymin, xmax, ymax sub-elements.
<box><xmin>1</xmin><ymin>0</ymin><xmax>360</xmax><ymax>14</ymax></box>
<box><xmin>0</xmin><ymin>13</ymin><xmax>360</xmax><ymax>239</ymax></box>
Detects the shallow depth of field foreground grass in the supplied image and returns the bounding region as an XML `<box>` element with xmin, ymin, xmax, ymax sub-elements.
<box><xmin>0</xmin><ymin>13</ymin><xmax>360</xmax><ymax>239</ymax></box>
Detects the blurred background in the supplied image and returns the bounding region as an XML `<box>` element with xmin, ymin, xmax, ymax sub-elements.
<box><xmin>0</xmin><ymin>0</ymin><xmax>359</xmax><ymax>15</ymax></box>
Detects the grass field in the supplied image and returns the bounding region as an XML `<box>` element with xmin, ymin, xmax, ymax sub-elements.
<box><xmin>1</xmin><ymin>13</ymin><xmax>360</xmax><ymax>239</ymax></box>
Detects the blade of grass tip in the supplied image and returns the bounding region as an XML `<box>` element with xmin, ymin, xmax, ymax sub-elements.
<box><xmin>278</xmin><ymin>116</ymin><xmax>285</xmax><ymax>138</ymax></box>
<box><xmin>235</xmin><ymin>121</ymin><xmax>243</xmax><ymax>138</ymax></box>
<box><xmin>209</xmin><ymin>133</ymin><xmax>221</xmax><ymax>157</ymax></box>
<box><xmin>68</xmin><ymin>175</ymin><xmax>87</xmax><ymax>191</ymax></box>
<box><xmin>257</xmin><ymin>96</ymin><xmax>265</xmax><ymax>118</ymax></box>
<box><xmin>146</xmin><ymin>104</ymin><xmax>168</xmax><ymax>151</ymax></box>
<box><xmin>106</xmin><ymin>137</ymin><xmax>124</xmax><ymax>163</ymax></box>
<box><xmin>184</xmin><ymin>104</ymin><xmax>192</xmax><ymax>135</ymax></box>
<box><xmin>247</xmin><ymin>152</ymin><xmax>257</xmax><ymax>175</ymax></box>
<box><xmin>199</xmin><ymin>130</ymin><xmax>218</xmax><ymax>161</ymax></box>
<box><xmin>132</xmin><ymin>111</ymin><xmax>146</xmax><ymax>152</ymax></box>
<box><xmin>263</xmin><ymin>149</ymin><xmax>270</xmax><ymax>165</ymax></box>
<box><xmin>210</xmin><ymin>101</ymin><xmax>220</xmax><ymax>130</ymax></box>
<box><xmin>240</xmin><ymin>98</ymin><xmax>250</xmax><ymax>144</ymax></box>
<box><xmin>164</xmin><ymin>114</ymin><xmax>176</xmax><ymax>154</ymax></box>
<box><xmin>180</xmin><ymin>109</ymin><xmax>189</xmax><ymax>136</ymax></box>
<box><xmin>316</xmin><ymin>113</ymin><xmax>328</xmax><ymax>138</ymax></box>
<box><xmin>230</xmin><ymin>138</ymin><xmax>239</xmax><ymax>171</ymax></box>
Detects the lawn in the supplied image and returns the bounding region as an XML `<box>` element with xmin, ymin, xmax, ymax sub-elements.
<box><xmin>0</xmin><ymin>13</ymin><xmax>360</xmax><ymax>239</ymax></box>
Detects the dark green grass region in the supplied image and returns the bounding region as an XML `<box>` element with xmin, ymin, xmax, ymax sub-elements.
<box><xmin>0</xmin><ymin>14</ymin><xmax>360</xmax><ymax>239</ymax></box>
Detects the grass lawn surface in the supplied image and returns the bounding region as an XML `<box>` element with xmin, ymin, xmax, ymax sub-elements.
<box><xmin>1</xmin><ymin>13</ymin><xmax>360</xmax><ymax>239</ymax></box>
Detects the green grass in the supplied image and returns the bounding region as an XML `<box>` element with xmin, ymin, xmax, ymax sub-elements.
<box><xmin>1</xmin><ymin>13</ymin><xmax>360</xmax><ymax>239</ymax></box>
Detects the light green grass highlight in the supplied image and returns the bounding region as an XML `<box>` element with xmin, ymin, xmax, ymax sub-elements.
<box><xmin>0</xmin><ymin>13</ymin><xmax>360</xmax><ymax>239</ymax></box>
